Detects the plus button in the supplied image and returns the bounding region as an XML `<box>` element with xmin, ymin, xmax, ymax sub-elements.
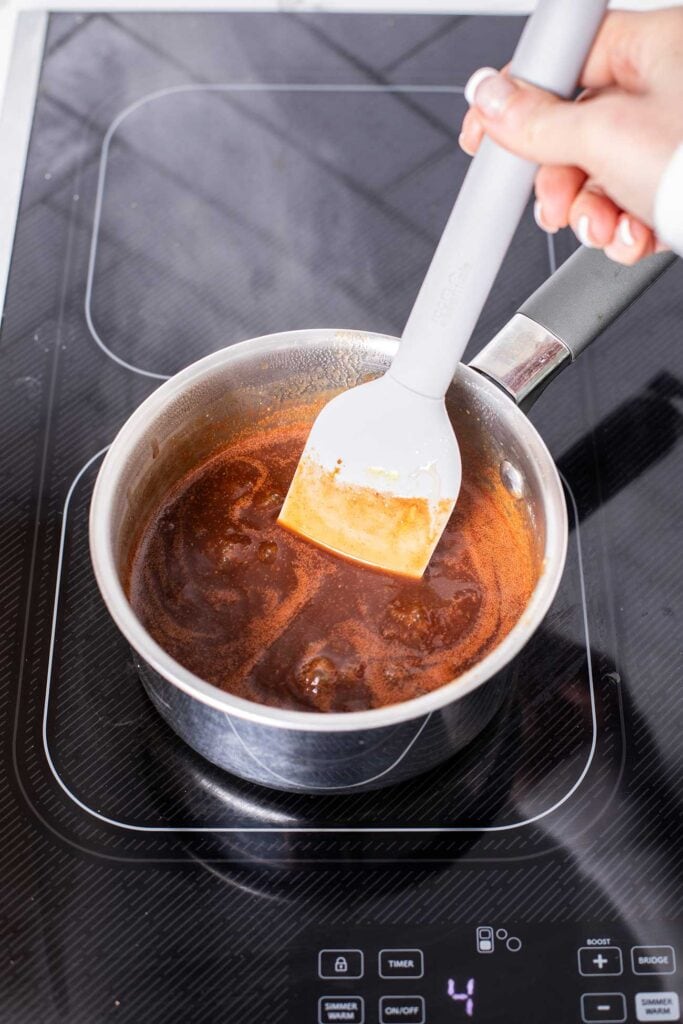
<box><xmin>578</xmin><ymin>946</ymin><xmax>623</xmax><ymax>977</ymax></box>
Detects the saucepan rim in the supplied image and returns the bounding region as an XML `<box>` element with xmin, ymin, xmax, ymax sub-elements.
<box><xmin>89</xmin><ymin>328</ymin><xmax>568</xmax><ymax>733</ymax></box>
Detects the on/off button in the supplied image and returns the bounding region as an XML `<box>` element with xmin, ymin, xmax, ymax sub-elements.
<box><xmin>379</xmin><ymin>996</ymin><xmax>425</xmax><ymax>1024</ymax></box>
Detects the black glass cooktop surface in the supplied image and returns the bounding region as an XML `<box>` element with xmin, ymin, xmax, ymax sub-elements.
<box><xmin>1</xmin><ymin>12</ymin><xmax>682</xmax><ymax>1023</ymax></box>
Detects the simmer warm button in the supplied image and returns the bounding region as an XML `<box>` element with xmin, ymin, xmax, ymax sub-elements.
<box><xmin>632</xmin><ymin>946</ymin><xmax>677</xmax><ymax>975</ymax></box>
<box><xmin>319</xmin><ymin>995</ymin><xmax>365</xmax><ymax>1024</ymax></box>
<box><xmin>635</xmin><ymin>992</ymin><xmax>680</xmax><ymax>1021</ymax></box>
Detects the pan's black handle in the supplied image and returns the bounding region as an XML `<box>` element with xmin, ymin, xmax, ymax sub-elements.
<box><xmin>519</xmin><ymin>247</ymin><xmax>676</xmax><ymax>360</ymax></box>
<box><xmin>470</xmin><ymin>247</ymin><xmax>677</xmax><ymax>410</ymax></box>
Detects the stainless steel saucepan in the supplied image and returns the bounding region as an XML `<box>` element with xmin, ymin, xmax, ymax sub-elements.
<box><xmin>89</xmin><ymin>247</ymin><xmax>674</xmax><ymax>793</ymax></box>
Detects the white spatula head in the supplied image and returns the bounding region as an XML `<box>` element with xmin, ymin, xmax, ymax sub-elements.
<box><xmin>278</xmin><ymin>373</ymin><xmax>461</xmax><ymax>579</ymax></box>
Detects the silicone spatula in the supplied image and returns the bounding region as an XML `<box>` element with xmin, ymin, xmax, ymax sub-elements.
<box><xmin>279</xmin><ymin>0</ymin><xmax>608</xmax><ymax>578</ymax></box>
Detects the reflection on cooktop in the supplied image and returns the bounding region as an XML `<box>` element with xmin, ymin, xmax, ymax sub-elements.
<box><xmin>87</xmin><ymin>86</ymin><xmax>467</xmax><ymax>380</ymax></box>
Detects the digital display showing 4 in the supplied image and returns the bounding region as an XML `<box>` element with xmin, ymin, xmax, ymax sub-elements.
<box><xmin>447</xmin><ymin>978</ymin><xmax>475</xmax><ymax>1017</ymax></box>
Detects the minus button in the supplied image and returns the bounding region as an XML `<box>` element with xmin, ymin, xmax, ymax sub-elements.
<box><xmin>581</xmin><ymin>993</ymin><xmax>627</xmax><ymax>1023</ymax></box>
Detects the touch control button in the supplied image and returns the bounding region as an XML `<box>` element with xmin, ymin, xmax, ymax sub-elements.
<box><xmin>379</xmin><ymin>949</ymin><xmax>424</xmax><ymax>979</ymax></box>
<box><xmin>632</xmin><ymin>946</ymin><xmax>677</xmax><ymax>975</ymax></box>
<box><xmin>379</xmin><ymin>995</ymin><xmax>425</xmax><ymax>1024</ymax></box>
<box><xmin>579</xmin><ymin>947</ymin><xmax>624</xmax><ymax>976</ymax></box>
<box><xmin>635</xmin><ymin>993</ymin><xmax>680</xmax><ymax>1021</ymax></box>
<box><xmin>318</xmin><ymin>950</ymin><xmax>364</xmax><ymax>980</ymax></box>
<box><xmin>581</xmin><ymin>993</ymin><xmax>627</xmax><ymax>1023</ymax></box>
<box><xmin>319</xmin><ymin>995</ymin><xmax>365</xmax><ymax>1024</ymax></box>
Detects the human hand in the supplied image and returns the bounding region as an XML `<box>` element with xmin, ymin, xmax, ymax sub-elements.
<box><xmin>459</xmin><ymin>9</ymin><xmax>683</xmax><ymax>264</ymax></box>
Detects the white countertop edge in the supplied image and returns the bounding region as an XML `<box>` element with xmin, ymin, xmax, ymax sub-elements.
<box><xmin>0</xmin><ymin>0</ymin><xmax>674</xmax><ymax>128</ymax></box>
<box><xmin>0</xmin><ymin>10</ymin><xmax>46</xmax><ymax>324</ymax></box>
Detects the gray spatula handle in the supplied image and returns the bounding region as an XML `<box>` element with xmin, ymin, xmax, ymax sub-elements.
<box><xmin>520</xmin><ymin>248</ymin><xmax>676</xmax><ymax>359</ymax></box>
<box><xmin>392</xmin><ymin>0</ymin><xmax>609</xmax><ymax>399</ymax></box>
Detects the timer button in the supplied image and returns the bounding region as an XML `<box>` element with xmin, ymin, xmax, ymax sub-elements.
<box><xmin>379</xmin><ymin>949</ymin><xmax>424</xmax><ymax>979</ymax></box>
<box><xmin>581</xmin><ymin>993</ymin><xmax>627</xmax><ymax>1023</ymax></box>
<box><xmin>631</xmin><ymin>946</ymin><xmax>677</xmax><ymax>975</ymax></box>
<box><xmin>578</xmin><ymin>947</ymin><xmax>623</xmax><ymax>976</ymax></box>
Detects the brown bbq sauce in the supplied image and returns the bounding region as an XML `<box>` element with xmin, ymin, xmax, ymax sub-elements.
<box><xmin>126</xmin><ymin>417</ymin><xmax>537</xmax><ymax>712</ymax></box>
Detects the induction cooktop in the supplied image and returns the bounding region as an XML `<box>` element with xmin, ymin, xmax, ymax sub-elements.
<box><xmin>1</xmin><ymin>10</ymin><xmax>681</xmax><ymax>1023</ymax></box>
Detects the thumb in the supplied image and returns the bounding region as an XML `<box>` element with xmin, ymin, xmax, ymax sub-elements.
<box><xmin>464</xmin><ymin>68</ymin><xmax>590</xmax><ymax>168</ymax></box>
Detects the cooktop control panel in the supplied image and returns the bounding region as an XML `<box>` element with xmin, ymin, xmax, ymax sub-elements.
<box><xmin>293</xmin><ymin>926</ymin><xmax>681</xmax><ymax>1023</ymax></box>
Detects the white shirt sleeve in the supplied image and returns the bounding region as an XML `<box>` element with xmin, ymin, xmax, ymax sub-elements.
<box><xmin>654</xmin><ymin>143</ymin><xmax>683</xmax><ymax>257</ymax></box>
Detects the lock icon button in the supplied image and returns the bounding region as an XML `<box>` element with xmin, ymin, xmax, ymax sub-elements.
<box><xmin>319</xmin><ymin>950</ymin><xmax>364</xmax><ymax>979</ymax></box>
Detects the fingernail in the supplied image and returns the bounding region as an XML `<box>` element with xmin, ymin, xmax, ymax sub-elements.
<box><xmin>604</xmin><ymin>244</ymin><xmax>628</xmax><ymax>264</ymax></box>
<box><xmin>577</xmin><ymin>214</ymin><xmax>595</xmax><ymax>248</ymax></box>
<box><xmin>465</xmin><ymin>68</ymin><xmax>515</xmax><ymax>117</ymax></box>
<box><xmin>618</xmin><ymin>216</ymin><xmax>635</xmax><ymax>247</ymax></box>
<box><xmin>464</xmin><ymin>67</ymin><xmax>497</xmax><ymax>105</ymax></box>
<box><xmin>458</xmin><ymin>131</ymin><xmax>472</xmax><ymax>155</ymax></box>
<box><xmin>534</xmin><ymin>200</ymin><xmax>557</xmax><ymax>234</ymax></box>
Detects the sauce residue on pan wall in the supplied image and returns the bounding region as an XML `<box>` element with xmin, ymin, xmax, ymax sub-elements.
<box><xmin>126</xmin><ymin>413</ymin><xmax>538</xmax><ymax>712</ymax></box>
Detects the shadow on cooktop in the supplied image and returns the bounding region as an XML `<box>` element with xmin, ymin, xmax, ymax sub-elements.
<box><xmin>557</xmin><ymin>370</ymin><xmax>683</xmax><ymax>517</ymax></box>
